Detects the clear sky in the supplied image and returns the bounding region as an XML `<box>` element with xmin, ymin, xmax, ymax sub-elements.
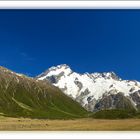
<box><xmin>0</xmin><ymin>10</ymin><xmax>140</xmax><ymax>80</ymax></box>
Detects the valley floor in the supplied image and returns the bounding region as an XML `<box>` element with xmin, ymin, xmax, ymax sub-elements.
<box><xmin>0</xmin><ymin>117</ymin><xmax>140</xmax><ymax>131</ymax></box>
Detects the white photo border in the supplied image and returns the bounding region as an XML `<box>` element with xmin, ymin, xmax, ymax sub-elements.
<box><xmin>0</xmin><ymin>1</ymin><xmax>140</xmax><ymax>139</ymax></box>
<box><xmin>0</xmin><ymin>1</ymin><xmax>140</xmax><ymax>9</ymax></box>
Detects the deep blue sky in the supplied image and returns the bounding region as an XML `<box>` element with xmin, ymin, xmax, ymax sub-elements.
<box><xmin>0</xmin><ymin>10</ymin><xmax>140</xmax><ymax>80</ymax></box>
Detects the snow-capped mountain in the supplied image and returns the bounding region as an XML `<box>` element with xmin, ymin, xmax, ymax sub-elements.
<box><xmin>37</xmin><ymin>64</ymin><xmax>140</xmax><ymax>112</ymax></box>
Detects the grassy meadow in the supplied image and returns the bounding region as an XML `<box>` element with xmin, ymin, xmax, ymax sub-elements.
<box><xmin>0</xmin><ymin>116</ymin><xmax>140</xmax><ymax>131</ymax></box>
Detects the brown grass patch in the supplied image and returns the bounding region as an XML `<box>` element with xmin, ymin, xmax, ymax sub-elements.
<box><xmin>0</xmin><ymin>116</ymin><xmax>140</xmax><ymax>131</ymax></box>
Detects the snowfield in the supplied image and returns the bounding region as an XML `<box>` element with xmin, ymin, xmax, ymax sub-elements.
<box><xmin>38</xmin><ymin>64</ymin><xmax>140</xmax><ymax>111</ymax></box>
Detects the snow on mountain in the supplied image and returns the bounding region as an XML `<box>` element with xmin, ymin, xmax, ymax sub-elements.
<box><xmin>37</xmin><ymin>64</ymin><xmax>140</xmax><ymax>111</ymax></box>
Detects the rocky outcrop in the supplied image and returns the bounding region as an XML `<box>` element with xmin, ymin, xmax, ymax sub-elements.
<box><xmin>94</xmin><ymin>92</ymin><xmax>136</xmax><ymax>111</ymax></box>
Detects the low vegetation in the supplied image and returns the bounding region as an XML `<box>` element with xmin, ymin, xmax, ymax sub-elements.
<box><xmin>0</xmin><ymin>116</ymin><xmax>140</xmax><ymax>130</ymax></box>
<box><xmin>92</xmin><ymin>109</ymin><xmax>137</xmax><ymax>119</ymax></box>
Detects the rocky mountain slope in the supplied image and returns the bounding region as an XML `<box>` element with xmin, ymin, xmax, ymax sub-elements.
<box><xmin>0</xmin><ymin>66</ymin><xmax>87</xmax><ymax>119</ymax></box>
<box><xmin>37</xmin><ymin>64</ymin><xmax>140</xmax><ymax>112</ymax></box>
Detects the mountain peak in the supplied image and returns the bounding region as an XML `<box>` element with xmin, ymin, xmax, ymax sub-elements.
<box><xmin>48</xmin><ymin>64</ymin><xmax>71</xmax><ymax>71</ymax></box>
<box><xmin>37</xmin><ymin>64</ymin><xmax>72</xmax><ymax>80</ymax></box>
<box><xmin>37</xmin><ymin>64</ymin><xmax>121</xmax><ymax>82</ymax></box>
<box><xmin>102</xmin><ymin>71</ymin><xmax>121</xmax><ymax>80</ymax></box>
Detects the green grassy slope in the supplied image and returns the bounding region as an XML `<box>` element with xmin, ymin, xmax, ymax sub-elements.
<box><xmin>0</xmin><ymin>66</ymin><xmax>88</xmax><ymax>119</ymax></box>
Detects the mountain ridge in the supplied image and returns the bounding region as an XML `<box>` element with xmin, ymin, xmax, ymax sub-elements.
<box><xmin>0</xmin><ymin>65</ymin><xmax>87</xmax><ymax>119</ymax></box>
<box><xmin>0</xmin><ymin>64</ymin><xmax>140</xmax><ymax>119</ymax></box>
<box><xmin>37</xmin><ymin>64</ymin><xmax>140</xmax><ymax>112</ymax></box>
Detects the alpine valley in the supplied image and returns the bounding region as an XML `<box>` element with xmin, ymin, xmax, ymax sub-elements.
<box><xmin>0</xmin><ymin>64</ymin><xmax>140</xmax><ymax>119</ymax></box>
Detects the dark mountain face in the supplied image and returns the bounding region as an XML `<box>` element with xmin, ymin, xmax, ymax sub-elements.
<box><xmin>94</xmin><ymin>92</ymin><xmax>137</xmax><ymax>111</ymax></box>
<box><xmin>0</xmin><ymin>66</ymin><xmax>87</xmax><ymax>119</ymax></box>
